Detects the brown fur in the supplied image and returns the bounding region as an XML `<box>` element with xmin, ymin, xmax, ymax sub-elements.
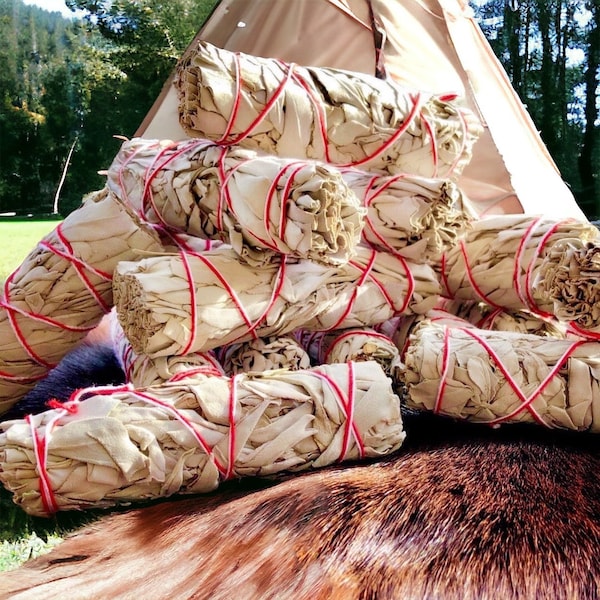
<box><xmin>1</xmin><ymin>414</ymin><xmax>599</xmax><ymax>600</ymax></box>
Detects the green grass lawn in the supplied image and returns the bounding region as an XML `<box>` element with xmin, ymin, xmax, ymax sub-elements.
<box><xmin>0</xmin><ymin>218</ymin><xmax>99</xmax><ymax>570</ymax></box>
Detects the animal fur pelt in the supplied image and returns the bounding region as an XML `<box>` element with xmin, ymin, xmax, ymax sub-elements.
<box><xmin>1</xmin><ymin>409</ymin><xmax>599</xmax><ymax>600</ymax></box>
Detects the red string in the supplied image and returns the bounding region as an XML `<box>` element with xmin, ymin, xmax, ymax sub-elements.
<box><xmin>524</xmin><ymin>220</ymin><xmax>572</xmax><ymax>318</ymax></box>
<box><xmin>40</xmin><ymin>222</ymin><xmax>112</xmax><ymax>313</ymax></box>
<box><xmin>447</xmin><ymin>219</ymin><xmax>577</xmax><ymax>321</ymax></box>
<box><xmin>115</xmin><ymin>139</ymin><xmax>153</xmax><ymax>212</ymax></box>
<box><xmin>26</xmin><ymin>414</ymin><xmax>59</xmax><ymax>515</ymax></box>
<box><xmin>474</xmin><ymin>307</ymin><xmax>504</xmax><ymax>329</ymax></box>
<box><xmin>217</xmin><ymin>52</ymin><xmax>242</xmax><ymax>143</ymax></box>
<box><xmin>217</xmin><ymin>153</ymin><xmax>306</xmax><ymax>253</ymax></box>
<box><xmin>232</xmin><ymin>258</ymin><xmax>288</xmax><ymax>343</ymax></box>
<box><xmin>189</xmin><ymin>251</ymin><xmax>255</xmax><ymax>335</ymax></box>
<box><xmin>285</xmin><ymin>68</ymin><xmax>331</xmax><ymax>163</ymax></box>
<box><xmin>327</xmin><ymin>250</ymin><xmax>377</xmax><ymax>331</ymax></box>
<box><xmin>225</xmin><ymin>375</ymin><xmax>238</xmax><ymax>480</ymax></box>
<box><xmin>25</xmin><ymin>401</ymin><xmax>78</xmax><ymax>516</ymax></box>
<box><xmin>513</xmin><ymin>216</ymin><xmax>543</xmax><ymax>313</ymax></box>
<box><xmin>310</xmin><ymin>364</ymin><xmax>365</xmax><ymax>461</ymax></box>
<box><xmin>218</xmin><ymin>55</ymin><xmax>295</xmax><ymax>147</ymax></box>
<box><xmin>130</xmin><ymin>388</ymin><xmax>231</xmax><ymax>478</ymax></box>
<box><xmin>122</xmin><ymin>343</ymin><xmax>135</xmax><ymax>381</ymax></box>
<box><xmin>419</xmin><ymin>111</ymin><xmax>439</xmax><ymax>178</ymax></box>
<box><xmin>0</xmin><ymin>232</ymin><xmax>102</xmax><ymax>368</ymax></box>
<box><xmin>46</xmin><ymin>398</ymin><xmax>79</xmax><ymax>413</ymax></box>
<box><xmin>216</xmin><ymin>146</ymin><xmax>241</xmax><ymax>237</ymax></box>
<box><xmin>177</xmin><ymin>250</ymin><xmax>288</xmax><ymax>350</ymax></box>
<box><xmin>168</xmin><ymin>363</ymin><xmax>225</xmax><ymax>382</ymax></box>
<box><xmin>456</xmin><ymin>327</ymin><xmax>585</xmax><ymax>426</ymax></box>
<box><xmin>360</xmin><ymin>173</ymin><xmax>421</xmax><ymax>260</ymax></box>
<box><xmin>69</xmin><ymin>382</ymin><xmax>236</xmax><ymax>479</ymax></box>
<box><xmin>456</xmin><ymin>240</ymin><xmax>504</xmax><ymax>310</ymax></box>
<box><xmin>323</xmin><ymin>250</ymin><xmax>414</xmax><ymax>332</ymax></box>
<box><xmin>566</xmin><ymin>323</ymin><xmax>600</xmax><ymax>341</ymax></box>
<box><xmin>438</xmin><ymin>93</ymin><xmax>458</xmax><ymax>102</ymax></box>
<box><xmin>141</xmin><ymin>139</ymin><xmax>212</xmax><ymax>229</ymax></box>
<box><xmin>216</xmin><ymin>55</ymin><xmax>427</xmax><ymax>172</ymax></box>
<box><xmin>274</xmin><ymin>163</ymin><xmax>305</xmax><ymax>247</ymax></box>
<box><xmin>179</xmin><ymin>249</ymin><xmax>198</xmax><ymax>355</ymax></box>
<box><xmin>433</xmin><ymin>326</ymin><xmax>452</xmax><ymax>414</ymax></box>
<box><xmin>439</xmin><ymin>252</ymin><xmax>453</xmax><ymax>299</ymax></box>
<box><xmin>357</xmin><ymin>251</ymin><xmax>414</xmax><ymax>315</ymax></box>
<box><xmin>337</xmin><ymin>92</ymin><xmax>423</xmax><ymax>169</ymax></box>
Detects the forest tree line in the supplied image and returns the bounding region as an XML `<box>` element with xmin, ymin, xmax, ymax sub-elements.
<box><xmin>0</xmin><ymin>0</ymin><xmax>598</xmax><ymax>217</ymax></box>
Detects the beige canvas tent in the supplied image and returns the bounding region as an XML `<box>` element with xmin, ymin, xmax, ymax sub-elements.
<box><xmin>137</xmin><ymin>0</ymin><xmax>587</xmax><ymax>221</ymax></box>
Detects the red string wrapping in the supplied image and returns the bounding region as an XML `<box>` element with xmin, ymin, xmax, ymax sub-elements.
<box><xmin>0</xmin><ymin>221</ymin><xmax>111</xmax><ymax>373</ymax></box>
<box><xmin>310</xmin><ymin>362</ymin><xmax>364</xmax><ymax>461</ymax></box>
<box><xmin>131</xmin><ymin>387</ymin><xmax>233</xmax><ymax>480</ymax></box>
<box><xmin>441</xmin><ymin>218</ymin><xmax>578</xmax><ymax>323</ymax></box>
<box><xmin>25</xmin><ymin>396</ymin><xmax>82</xmax><ymax>516</ymax></box>
<box><xmin>220</xmin><ymin>55</ymin><xmax>296</xmax><ymax>147</ymax></box>
<box><xmin>208</xmin><ymin>53</ymin><xmax>434</xmax><ymax>174</ymax></box>
<box><xmin>24</xmin><ymin>363</ymin><xmax>369</xmax><ymax>514</ymax></box>
<box><xmin>432</xmin><ymin>325</ymin><xmax>585</xmax><ymax>427</ymax></box>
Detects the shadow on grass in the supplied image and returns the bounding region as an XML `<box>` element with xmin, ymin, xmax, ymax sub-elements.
<box><xmin>0</xmin><ymin>484</ymin><xmax>100</xmax><ymax>542</ymax></box>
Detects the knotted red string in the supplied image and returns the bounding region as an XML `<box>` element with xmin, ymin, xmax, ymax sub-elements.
<box><xmin>25</xmin><ymin>396</ymin><xmax>82</xmax><ymax>516</ymax></box>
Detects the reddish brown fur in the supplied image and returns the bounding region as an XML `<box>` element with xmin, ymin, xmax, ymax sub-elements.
<box><xmin>1</xmin><ymin>414</ymin><xmax>599</xmax><ymax>600</ymax></box>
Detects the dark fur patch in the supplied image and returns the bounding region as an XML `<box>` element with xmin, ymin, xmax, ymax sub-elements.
<box><xmin>3</xmin><ymin>342</ymin><xmax>125</xmax><ymax>420</ymax></box>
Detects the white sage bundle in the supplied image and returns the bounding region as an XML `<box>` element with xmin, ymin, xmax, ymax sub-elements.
<box><xmin>108</xmin><ymin>137</ymin><xmax>364</xmax><ymax>267</ymax></box>
<box><xmin>217</xmin><ymin>336</ymin><xmax>311</xmax><ymax>375</ymax></box>
<box><xmin>296</xmin><ymin>327</ymin><xmax>401</xmax><ymax>379</ymax></box>
<box><xmin>440</xmin><ymin>215</ymin><xmax>599</xmax><ymax>317</ymax></box>
<box><xmin>341</xmin><ymin>169</ymin><xmax>474</xmax><ymax>263</ymax></box>
<box><xmin>175</xmin><ymin>41</ymin><xmax>482</xmax><ymax>179</ymax></box>
<box><xmin>109</xmin><ymin>310</ymin><xmax>224</xmax><ymax>387</ymax></box>
<box><xmin>113</xmin><ymin>244</ymin><xmax>440</xmax><ymax>357</ymax></box>
<box><xmin>0</xmin><ymin>188</ymin><xmax>162</xmax><ymax>416</ymax></box>
<box><xmin>437</xmin><ymin>299</ymin><xmax>567</xmax><ymax>338</ymax></box>
<box><xmin>537</xmin><ymin>239</ymin><xmax>600</xmax><ymax>339</ymax></box>
<box><xmin>0</xmin><ymin>361</ymin><xmax>405</xmax><ymax>516</ymax></box>
<box><xmin>401</xmin><ymin>319</ymin><xmax>600</xmax><ymax>432</ymax></box>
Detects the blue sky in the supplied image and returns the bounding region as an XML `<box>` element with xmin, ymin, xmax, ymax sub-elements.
<box><xmin>22</xmin><ymin>0</ymin><xmax>81</xmax><ymax>18</ymax></box>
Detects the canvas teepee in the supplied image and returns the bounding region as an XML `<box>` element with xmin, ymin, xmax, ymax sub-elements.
<box><xmin>136</xmin><ymin>0</ymin><xmax>587</xmax><ymax>221</ymax></box>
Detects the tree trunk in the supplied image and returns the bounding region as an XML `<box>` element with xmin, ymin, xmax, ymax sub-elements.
<box><xmin>579</xmin><ymin>3</ymin><xmax>600</xmax><ymax>210</ymax></box>
<box><xmin>536</xmin><ymin>0</ymin><xmax>560</xmax><ymax>155</ymax></box>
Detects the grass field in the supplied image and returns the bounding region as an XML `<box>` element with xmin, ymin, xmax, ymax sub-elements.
<box><xmin>0</xmin><ymin>219</ymin><xmax>97</xmax><ymax>571</ymax></box>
